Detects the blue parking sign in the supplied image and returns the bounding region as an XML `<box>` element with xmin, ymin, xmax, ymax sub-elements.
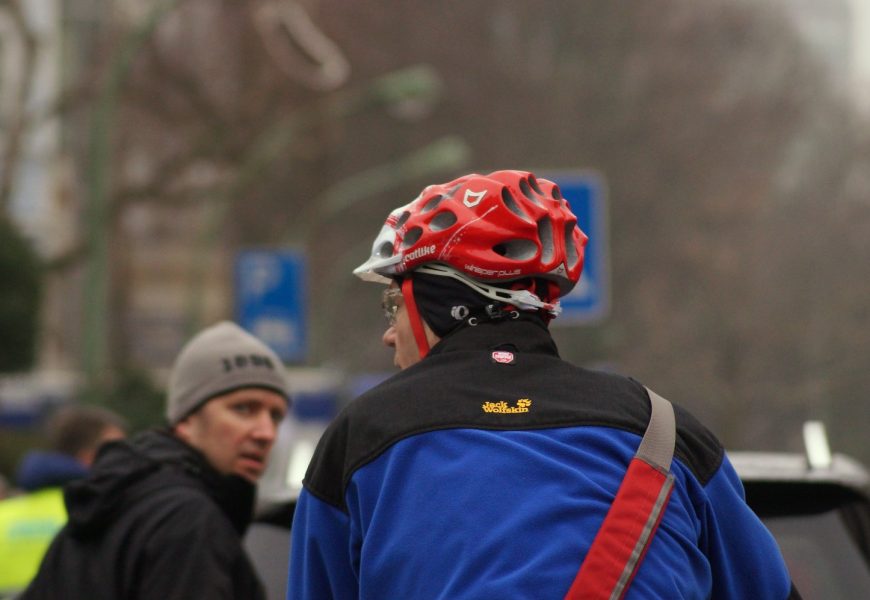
<box><xmin>542</xmin><ymin>171</ymin><xmax>609</xmax><ymax>324</ymax></box>
<box><xmin>235</xmin><ymin>250</ymin><xmax>307</xmax><ymax>362</ymax></box>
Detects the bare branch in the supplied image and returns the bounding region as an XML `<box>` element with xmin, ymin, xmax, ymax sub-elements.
<box><xmin>253</xmin><ymin>0</ymin><xmax>350</xmax><ymax>91</ymax></box>
<box><xmin>0</xmin><ymin>0</ymin><xmax>38</xmax><ymax>216</ymax></box>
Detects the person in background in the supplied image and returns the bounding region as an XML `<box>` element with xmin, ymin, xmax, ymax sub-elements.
<box><xmin>0</xmin><ymin>404</ymin><xmax>126</xmax><ymax>596</ymax></box>
<box><xmin>288</xmin><ymin>170</ymin><xmax>800</xmax><ymax>599</ymax></box>
<box><xmin>21</xmin><ymin>321</ymin><xmax>290</xmax><ymax>600</ymax></box>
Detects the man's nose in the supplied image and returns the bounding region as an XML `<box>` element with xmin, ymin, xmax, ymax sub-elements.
<box><xmin>382</xmin><ymin>325</ymin><xmax>396</xmax><ymax>348</ymax></box>
<box><xmin>251</xmin><ymin>412</ymin><xmax>278</xmax><ymax>443</ymax></box>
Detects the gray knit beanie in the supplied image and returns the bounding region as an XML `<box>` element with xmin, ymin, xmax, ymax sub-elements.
<box><xmin>166</xmin><ymin>321</ymin><xmax>290</xmax><ymax>424</ymax></box>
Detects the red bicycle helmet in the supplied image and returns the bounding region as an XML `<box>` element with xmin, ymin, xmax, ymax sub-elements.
<box><xmin>354</xmin><ymin>170</ymin><xmax>587</xmax><ymax>309</ymax></box>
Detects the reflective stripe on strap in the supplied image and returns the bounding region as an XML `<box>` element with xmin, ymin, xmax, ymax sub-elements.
<box><xmin>564</xmin><ymin>388</ymin><xmax>676</xmax><ymax>600</ymax></box>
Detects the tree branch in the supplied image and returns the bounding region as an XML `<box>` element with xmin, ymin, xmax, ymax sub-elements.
<box><xmin>0</xmin><ymin>0</ymin><xmax>38</xmax><ymax>216</ymax></box>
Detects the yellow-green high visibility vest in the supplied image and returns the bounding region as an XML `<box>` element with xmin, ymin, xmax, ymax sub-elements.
<box><xmin>0</xmin><ymin>487</ymin><xmax>67</xmax><ymax>594</ymax></box>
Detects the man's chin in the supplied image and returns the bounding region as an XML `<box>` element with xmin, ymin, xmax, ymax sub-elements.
<box><xmin>235</xmin><ymin>461</ymin><xmax>264</xmax><ymax>482</ymax></box>
<box><xmin>235</xmin><ymin>471</ymin><xmax>261</xmax><ymax>483</ymax></box>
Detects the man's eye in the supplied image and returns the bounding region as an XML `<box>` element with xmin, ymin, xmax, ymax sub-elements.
<box><xmin>270</xmin><ymin>409</ymin><xmax>286</xmax><ymax>425</ymax></box>
<box><xmin>232</xmin><ymin>403</ymin><xmax>255</xmax><ymax>415</ymax></box>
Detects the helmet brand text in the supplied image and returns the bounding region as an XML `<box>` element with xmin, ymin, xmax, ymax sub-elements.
<box><xmin>465</xmin><ymin>264</ymin><xmax>521</xmax><ymax>278</ymax></box>
<box><xmin>404</xmin><ymin>245</ymin><xmax>436</xmax><ymax>263</ymax></box>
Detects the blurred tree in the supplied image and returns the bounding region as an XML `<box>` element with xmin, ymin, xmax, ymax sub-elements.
<box><xmin>0</xmin><ymin>2</ymin><xmax>43</xmax><ymax>373</ymax></box>
<box><xmin>47</xmin><ymin>0</ymin><xmax>460</xmax><ymax>384</ymax></box>
<box><xmin>11</xmin><ymin>0</ymin><xmax>868</xmax><ymax>464</ymax></box>
<box><xmin>0</xmin><ymin>217</ymin><xmax>41</xmax><ymax>372</ymax></box>
<box><xmin>95</xmin><ymin>368</ymin><xmax>165</xmax><ymax>433</ymax></box>
<box><xmin>0</xmin><ymin>0</ymin><xmax>37</xmax><ymax>217</ymax></box>
<box><xmin>305</xmin><ymin>0</ymin><xmax>870</xmax><ymax>460</ymax></box>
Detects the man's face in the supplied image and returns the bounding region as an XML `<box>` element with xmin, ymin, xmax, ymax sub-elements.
<box><xmin>381</xmin><ymin>283</ymin><xmax>438</xmax><ymax>370</ymax></box>
<box><xmin>174</xmin><ymin>388</ymin><xmax>287</xmax><ymax>482</ymax></box>
<box><xmin>77</xmin><ymin>424</ymin><xmax>126</xmax><ymax>467</ymax></box>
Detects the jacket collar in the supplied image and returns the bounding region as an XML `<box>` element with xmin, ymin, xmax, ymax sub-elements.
<box><xmin>65</xmin><ymin>430</ymin><xmax>255</xmax><ymax>538</ymax></box>
<box><xmin>146</xmin><ymin>430</ymin><xmax>256</xmax><ymax>535</ymax></box>
<box><xmin>426</xmin><ymin>317</ymin><xmax>560</xmax><ymax>358</ymax></box>
<box><xmin>15</xmin><ymin>450</ymin><xmax>88</xmax><ymax>491</ymax></box>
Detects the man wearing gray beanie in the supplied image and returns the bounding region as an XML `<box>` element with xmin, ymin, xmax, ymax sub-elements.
<box><xmin>22</xmin><ymin>321</ymin><xmax>290</xmax><ymax>600</ymax></box>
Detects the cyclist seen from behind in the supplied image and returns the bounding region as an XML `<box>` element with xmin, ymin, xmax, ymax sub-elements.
<box><xmin>287</xmin><ymin>170</ymin><xmax>800</xmax><ymax>599</ymax></box>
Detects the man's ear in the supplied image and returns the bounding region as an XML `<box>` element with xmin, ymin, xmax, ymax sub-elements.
<box><xmin>74</xmin><ymin>425</ymin><xmax>126</xmax><ymax>468</ymax></box>
<box><xmin>75</xmin><ymin>447</ymin><xmax>98</xmax><ymax>468</ymax></box>
<box><xmin>173</xmin><ymin>416</ymin><xmax>192</xmax><ymax>442</ymax></box>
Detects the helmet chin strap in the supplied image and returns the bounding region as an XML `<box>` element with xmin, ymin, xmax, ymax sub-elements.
<box><xmin>401</xmin><ymin>277</ymin><xmax>431</xmax><ymax>359</ymax></box>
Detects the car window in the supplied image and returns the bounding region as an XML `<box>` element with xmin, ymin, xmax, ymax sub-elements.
<box><xmin>245</xmin><ymin>522</ymin><xmax>291</xmax><ymax>600</ymax></box>
<box><xmin>763</xmin><ymin>510</ymin><xmax>870</xmax><ymax>599</ymax></box>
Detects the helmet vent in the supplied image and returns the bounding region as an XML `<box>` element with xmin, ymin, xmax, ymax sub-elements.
<box><xmin>396</xmin><ymin>211</ymin><xmax>412</xmax><ymax>227</ymax></box>
<box><xmin>493</xmin><ymin>239</ymin><xmax>538</xmax><ymax>261</ymax></box>
<box><xmin>564</xmin><ymin>222</ymin><xmax>579</xmax><ymax>268</ymax></box>
<box><xmin>520</xmin><ymin>178</ymin><xmax>542</xmax><ymax>206</ymax></box>
<box><xmin>538</xmin><ymin>217</ymin><xmax>554</xmax><ymax>263</ymax></box>
<box><xmin>501</xmin><ymin>188</ymin><xmax>528</xmax><ymax>219</ymax></box>
<box><xmin>551</xmin><ymin>186</ymin><xmax>564</xmax><ymax>201</ymax></box>
<box><xmin>377</xmin><ymin>241</ymin><xmax>395</xmax><ymax>258</ymax></box>
<box><xmin>528</xmin><ymin>175</ymin><xmax>544</xmax><ymax>195</ymax></box>
<box><xmin>420</xmin><ymin>196</ymin><xmax>443</xmax><ymax>214</ymax></box>
<box><xmin>402</xmin><ymin>226</ymin><xmax>423</xmax><ymax>248</ymax></box>
<box><xmin>429</xmin><ymin>210</ymin><xmax>457</xmax><ymax>232</ymax></box>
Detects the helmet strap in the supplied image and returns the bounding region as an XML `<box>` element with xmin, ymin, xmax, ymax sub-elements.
<box><xmin>529</xmin><ymin>279</ymin><xmax>562</xmax><ymax>325</ymax></box>
<box><xmin>414</xmin><ymin>264</ymin><xmax>562</xmax><ymax>317</ymax></box>
<box><xmin>401</xmin><ymin>277</ymin><xmax>431</xmax><ymax>359</ymax></box>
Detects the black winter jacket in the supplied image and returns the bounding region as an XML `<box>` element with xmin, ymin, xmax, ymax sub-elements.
<box><xmin>21</xmin><ymin>429</ymin><xmax>266</xmax><ymax>600</ymax></box>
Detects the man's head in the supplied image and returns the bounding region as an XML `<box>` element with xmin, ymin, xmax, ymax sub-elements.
<box><xmin>380</xmin><ymin>282</ymin><xmax>441</xmax><ymax>369</ymax></box>
<box><xmin>167</xmin><ymin>321</ymin><xmax>290</xmax><ymax>482</ymax></box>
<box><xmin>46</xmin><ymin>404</ymin><xmax>128</xmax><ymax>467</ymax></box>
<box><xmin>356</xmin><ymin>170</ymin><xmax>588</xmax><ymax>367</ymax></box>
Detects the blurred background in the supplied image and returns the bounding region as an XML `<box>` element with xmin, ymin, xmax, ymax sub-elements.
<box><xmin>2</xmin><ymin>0</ymin><xmax>869</xmax><ymax>477</ymax></box>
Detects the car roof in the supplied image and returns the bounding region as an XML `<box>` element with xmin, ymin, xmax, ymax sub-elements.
<box><xmin>729</xmin><ymin>450</ymin><xmax>870</xmax><ymax>517</ymax></box>
<box><xmin>729</xmin><ymin>451</ymin><xmax>870</xmax><ymax>491</ymax></box>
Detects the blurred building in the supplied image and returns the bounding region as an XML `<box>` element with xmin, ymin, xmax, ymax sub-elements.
<box><xmin>849</xmin><ymin>0</ymin><xmax>870</xmax><ymax>113</ymax></box>
<box><xmin>119</xmin><ymin>202</ymin><xmax>232</xmax><ymax>369</ymax></box>
<box><xmin>762</xmin><ymin>0</ymin><xmax>870</xmax><ymax>113</ymax></box>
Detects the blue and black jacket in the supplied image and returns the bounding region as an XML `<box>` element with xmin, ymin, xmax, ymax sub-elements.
<box><xmin>289</xmin><ymin>318</ymin><xmax>798</xmax><ymax>599</ymax></box>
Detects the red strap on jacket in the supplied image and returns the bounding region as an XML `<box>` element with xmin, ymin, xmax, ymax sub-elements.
<box><xmin>564</xmin><ymin>389</ymin><xmax>676</xmax><ymax>600</ymax></box>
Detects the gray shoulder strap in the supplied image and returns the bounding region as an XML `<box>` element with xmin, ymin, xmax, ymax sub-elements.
<box><xmin>636</xmin><ymin>387</ymin><xmax>676</xmax><ymax>472</ymax></box>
